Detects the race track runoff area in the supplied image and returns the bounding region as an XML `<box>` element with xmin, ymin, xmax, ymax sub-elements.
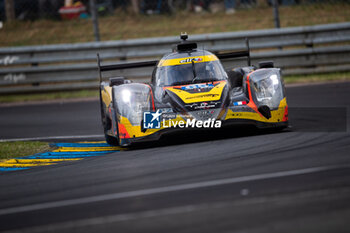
<box><xmin>0</xmin><ymin>142</ymin><xmax>121</xmax><ymax>172</ymax></box>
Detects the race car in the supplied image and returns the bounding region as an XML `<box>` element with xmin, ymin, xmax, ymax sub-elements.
<box><xmin>97</xmin><ymin>33</ymin><xmax>288</xmax><ymax>146</ymax></box>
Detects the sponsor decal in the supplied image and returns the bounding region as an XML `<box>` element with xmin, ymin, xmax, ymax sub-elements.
<box><xmin>195</xmin><ymin>110</ymin><xmax>217</xmax><ymax>118</ymax></box>
<box><xmin>179</xmin><ymin>57</ymin><xmax>203</xmax><ymax>64</ymax></box>
<box><xmin>181</xmin><ymin>83</ymin><xmax>214</xmax><ymax>91</ymax></box>
<box><xmin>158</xmin><ymin>55</ymin><xmax>218</xmax><ymax>67</ymax></box>
<box><xmin>186</xmin><ymin>102</ymin><xmax>216</xmax><ymax>110</ymax></box>
<box><xmin>185</xmin><ymin>94</ymin><xmax>219</xmax><ymax>100</ymax></box>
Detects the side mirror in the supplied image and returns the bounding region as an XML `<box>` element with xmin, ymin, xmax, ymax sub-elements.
<box><xmin>109</xmin><ymin>77</ymin><xmax>129</xmax><ymax>86</ymax></box>
<box><xmin>226</xmin><ymin>68</ymin><xmax>244</xmax><ymax>88</ymax></box>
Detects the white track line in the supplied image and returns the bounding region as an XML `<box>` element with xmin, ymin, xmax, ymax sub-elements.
<box><xmin>3</xmin><ymin>188</ymin><xmax>347</xmax><ymax>233</ymax></box>
<box><xmin>0</xmin><ymin>135</ymin><xmax>104</xmax><ymax>142</ymax></box>
<box><xmin>0</xmin><ymin>165</ymin><xmax>346</xmax><ymax>216</ymax></box>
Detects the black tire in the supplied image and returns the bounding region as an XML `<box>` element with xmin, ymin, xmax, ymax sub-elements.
<box><xmin>105</xmin><ymin>133</ymin><xmax>119</xmax><ymax>146</ymax></box>
<box><xmin>100</xmin><ymin>87</ymin><xmax>119</xmax><ymax>146</ymax></box>
<box><xmin>103</xmin><ymin>114</ymin><xmax>119</xmax><ymax>146</ymax></box>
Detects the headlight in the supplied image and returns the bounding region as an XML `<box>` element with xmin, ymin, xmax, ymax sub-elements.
<box><xmin>254</xmin><ymin>74</ymin><xmax>279</xmax><ymax>102</ymax></box>
<box><xmin>114</xmin><ymin>84</ymin><xmax>151</xmax><ymax>125</ymax></box>
<box><xmin>121</xmin><ymin>89</ymin><xmax>131</xmax><ymax>103</ymax></box>
<box><xmin>250</xmin><ymin>69</ymin><xmax>284</xmax><ymax>110</ymax></box>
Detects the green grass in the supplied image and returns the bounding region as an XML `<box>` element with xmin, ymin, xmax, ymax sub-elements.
<box><xmin>0</xmin><ymin>142</ymin><xmax>50</xmax><ymax>160</ymax></box>
<box><xmin>0</xmin><ymin>89</ymin><xmax>98</xmax><ymax>103</ymax></box>
<box><xmin>0</xmin><ymin>3</ymin><xmax>349</xmax><ymax>46</ymax></box>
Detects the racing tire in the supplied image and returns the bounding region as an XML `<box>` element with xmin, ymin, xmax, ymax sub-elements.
<box><xmin>103</xmin><ymin>116</ymin><xmax>119</xmax><ymax>146</ymax></box>
<box><xmin>105</xmin><ymin>133</ymin><xmax>119</xmax><ymax>146</ymax></box>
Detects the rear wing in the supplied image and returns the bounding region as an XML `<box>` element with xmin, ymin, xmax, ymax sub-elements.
<box><xmin>97</xmin><ymin>55</ymin><xmax>158</xmax><ymax>84</ymax></box>
<box><xmin>97</xmin><ymin>38</ymin><xmax>251</xmax><ymax>83</ymax></box>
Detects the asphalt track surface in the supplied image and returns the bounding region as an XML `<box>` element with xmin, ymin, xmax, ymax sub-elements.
<box><xmin>0</xmin><ymin>82</ymin><xmax>350</xmax><ymax>233</ymax></box>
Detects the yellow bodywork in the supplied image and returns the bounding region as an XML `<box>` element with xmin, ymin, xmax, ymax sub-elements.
<box><xmin>225</xmin><ymin>98</ymin><xmax>287</xmax><ymax>122</ymax></box>
<box><xmin>118</xmin><ymin>98</ymin><xmax>287</xmax><ymax>140</ymax></box>
<box><xmin>101</xmin><ymin>86</ymin><xmax>112</xmax><ymax>107</ymax></box>
<box><xmin>102</xmin><ymin>83</ymin><xmax>287</xmax><ymax>142</ymax></box>
<box><xmin>158</xmin><ymin>55</ymin><xmax>218</xmax><ymax>67</ymax></box>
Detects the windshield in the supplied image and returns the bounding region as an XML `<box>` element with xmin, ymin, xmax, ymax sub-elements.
<box><xmin>155</xmin><ymin>60</ymin><xmax>227</xmax><ymax>86</ymax></box>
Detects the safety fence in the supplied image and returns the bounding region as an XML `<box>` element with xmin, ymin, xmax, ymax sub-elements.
<box><xmin>0</xmin><ymin>22</ymin><xmax>349</xmax><ymax>94</ymax></box>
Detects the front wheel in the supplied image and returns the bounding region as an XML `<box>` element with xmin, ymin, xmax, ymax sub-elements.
<box><xmin>105</xmin><ymin>133</ymin><xmax>119</xmax><ymax>146</ymax></box>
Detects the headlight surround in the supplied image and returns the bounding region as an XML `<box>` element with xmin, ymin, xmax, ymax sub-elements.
<box><xmin>113</xmin><ymin>84</ymin><xmax>152</xmax><ymax>125</ymax></box>
<box><xmin>250</xmin><ymin>69</ymin><xmax>284</xmax><ymax>110</ymax></box>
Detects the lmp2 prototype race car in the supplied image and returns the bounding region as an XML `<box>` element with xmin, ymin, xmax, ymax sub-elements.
<box><xmin>97</xmin><ymin>33</ymin><xmax>288</xmax><ymax>146</ymax></box>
